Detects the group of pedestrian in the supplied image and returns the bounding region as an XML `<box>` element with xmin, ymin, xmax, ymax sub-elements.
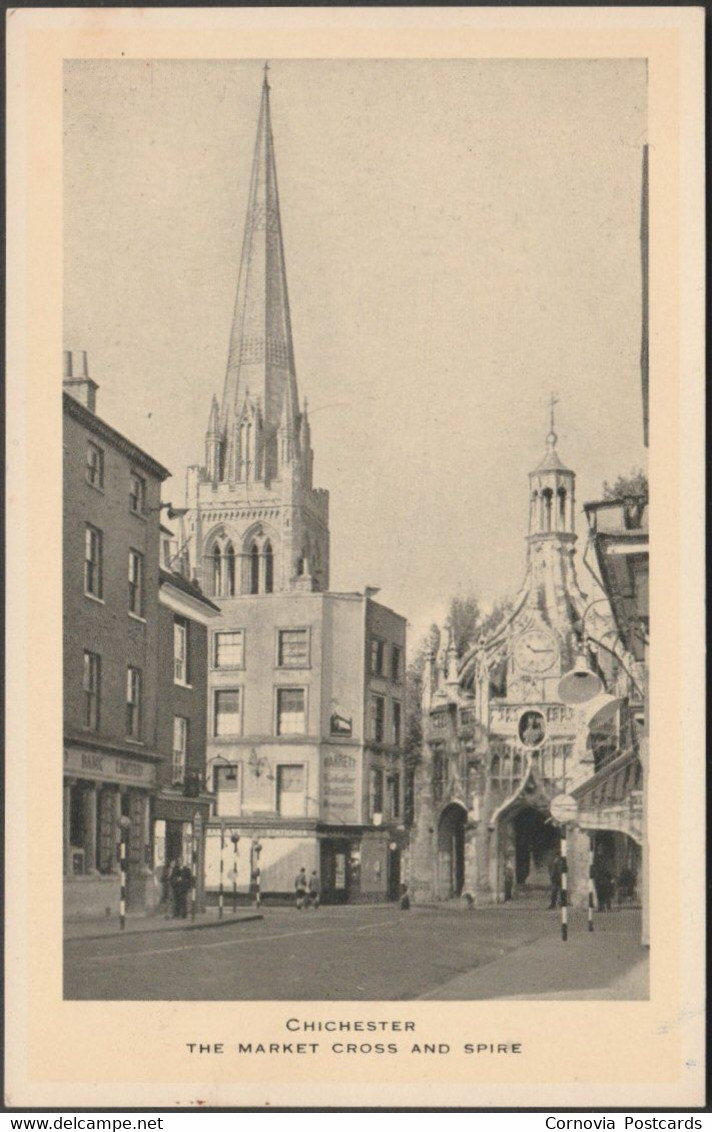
<box><xmin>294</xmin><ymin>867</ymin><xmax>320</xmax><ymax>910</ymax></box>
<box><xmin>161</xmin><ymin>859</ymin><xmax>192</xmax><ymax>919</ymax></box>
<box><xmin>547</xmin><ymin>851</ymin><xmax>638</xmax><ymax>912</ymax></box>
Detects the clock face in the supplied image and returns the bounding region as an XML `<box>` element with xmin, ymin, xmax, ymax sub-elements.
<box><xmin>513</xmin><ymin>629</ymin><xmax>558</xmax><ymax>674</ymax></box>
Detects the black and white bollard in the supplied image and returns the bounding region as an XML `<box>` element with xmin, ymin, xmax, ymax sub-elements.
<box><xmin>588</xmin><ymin>836</ymin><xmax>595</xmax><ymax>932</ymax></box>
<box><xmin>560</xmin><ymin>825</ymin><xmax>568</xmax><ymax>942</ymax></box>
<box><xmin>231</xmin><ymin>832</ymin><xmax>239</xmax><ymax>914</ymax></box>
<box><xmin>218</xmin><ymin>826</ymin><xmax>225</xmax><ymax>921</ymax></box>
<box><xmin>191</xmin><ymin>829</ymin><xmax>197</xmax><ymax>922</ymax></box>
<box><xmin>119</xmin><ymin>835</ymin><xmax>127</xmax><ymax>931</ymax></box>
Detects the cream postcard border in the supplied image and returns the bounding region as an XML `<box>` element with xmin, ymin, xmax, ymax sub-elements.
<box><xmin>5</xmin><ymin>6</ymin><xmax>705</xmax><ymax>1109</ymax></box>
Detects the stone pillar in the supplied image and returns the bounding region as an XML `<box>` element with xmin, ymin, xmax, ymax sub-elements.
<box><xmin>84</xmin><ymin>783</ymin><xmax>97</xmax><ymax>873</ymax></box>
<box><xmin>63</xmin><ymin>781</ymin><xmax>72</xmax><ymax>875</ymax></box>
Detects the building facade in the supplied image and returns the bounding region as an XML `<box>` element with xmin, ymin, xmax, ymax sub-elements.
<box><xmin>184</xmin><ymin>73</ymin><xmax>407</xmax><ymax>903</ymax></box>
<box><xmin>409</xmin><ymin>417</ymin><xmax>634</xmax><ymax>908</ymax></box>
<box><xmin>63</xmin><ymin>352</ymin><xmax>170</xmax><ymax>918</ymax></box>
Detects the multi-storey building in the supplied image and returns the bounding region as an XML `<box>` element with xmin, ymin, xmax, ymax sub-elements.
<box><xmin>153</xmin><ymin>566</ymin><xmax>219</xmax><ymax>911</ymax></box>
<box><xmin>185</xmin><ymin>71</ymin><xmax>407</xmax><ymax>903</ymax></box>
<box><xmin>63</xmin><ymin>351</ymin><xmax>169</xmax><ymax>918</ymax></box>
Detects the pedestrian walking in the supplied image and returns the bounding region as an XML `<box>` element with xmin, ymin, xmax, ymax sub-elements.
<box><xmin>592</xmin><ymin>853</ymin><xmax>613</xmax><ymax>912</ymax></box>
<box><xmin>294</xmin><ymin>867</ymin><xmax>308</xmax><ymax>910</ymax></box>
<box><xmin>175</xmin><ymin>860</ymin><xmax>192</xmax><ymax>919</ymax></box>
<box><xmin>399</xmin><ymin>882</ymin><xmax>411</xmax><ymax>911</ymax></box>
<box><xmin>617</xmin><ymin>865</ymin><xmax>636</xmax><ymax>905</ymax></box>
<box><xmin>548</xmin><ymin>853</ymin><xmax>563</xmax><ymax>909</ymax></box>
<box><xmin>307</xmin><ymin>869</ymin><xmax>320</xmax><ymax>910</ymax></box>
<box><xmin>169</xmin><ymin>859</ymin><xmax>183</xmax><ymax>918</ymax></box>
<box><xmin>504</xmin><ymin>859</ymin><xmax>515</xmax><ymax>902</ymax></box>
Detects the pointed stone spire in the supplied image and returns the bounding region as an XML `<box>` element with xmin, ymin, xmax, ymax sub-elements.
<box><xmin>220</xmin><ymin>67</ymin><xmax>299</xmax><ymax>470</ymax></box>
<box><xmin>207</xmin><ymin>394</ymin><xmax>219</xmax><ymax>434</ymax></box>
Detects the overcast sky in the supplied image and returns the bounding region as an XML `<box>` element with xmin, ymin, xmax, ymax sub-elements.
<box><xmin>64</xmin><ymin>58</ymin><xmax>647</xmax><ymax>646</ymax></box>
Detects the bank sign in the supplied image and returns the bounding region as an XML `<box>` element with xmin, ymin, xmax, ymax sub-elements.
<box><xmin>64</xmin><ymin>746</ymin><xmax>157</xmax><ymax>787</ymax></box>
<box><xmin>322</xmin><ymin>750</ymin><xmax>359</xmax><ymax>824</ymax></box>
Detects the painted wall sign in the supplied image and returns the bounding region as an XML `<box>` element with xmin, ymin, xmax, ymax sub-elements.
<box><xmin>64</xmin><ymin>746</ymin><xmax>157</xmax><ymax>787</ymax></box>
<box><xmin>322</xmin><ymin>750</ymin><xmax>359</xmax><ymax>824</ymax></box>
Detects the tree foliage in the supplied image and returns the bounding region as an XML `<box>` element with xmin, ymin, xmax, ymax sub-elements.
<box><xmin>403</xmin><ymin>593</ymin><xmax>512</xmax><ymax>766</ymax></box>
<box><xmin>602</xmin><ymin>468</ymin><xmax>648</xmax><ymax>501</ymax></box>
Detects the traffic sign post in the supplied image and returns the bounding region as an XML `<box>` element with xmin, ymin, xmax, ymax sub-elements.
<box><xmin>549</xmin><ymin>794</ymin><xmax>578</xmax><ymax>943</ymax></box>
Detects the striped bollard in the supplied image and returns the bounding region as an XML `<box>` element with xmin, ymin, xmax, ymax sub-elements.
<box><xmin>588</xmin><ymin>837</ymin><xmax>595</xmax><ymax>932</ymax></box>
<box><xmin>218</xmin><ymin>826</ymin><xmax>225</xmax><ymax>921</ymax></box>
<box><xmin>119</xmin><ymin>834</ymin><xmax>127</xmax><ymax>930</ymax></box>
<box><xmin>560</xmin><ymin>825</ymin><xmax>568</xmax><ymax>942</ymax></box>
<box><xmin>191</xmin><ymin>829</ymin><xmax>197</xmax><ymax>922</ymax></box>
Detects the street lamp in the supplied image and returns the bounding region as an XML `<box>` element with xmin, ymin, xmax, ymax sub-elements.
<box><xmin>117</xmin><ymin>815</ymin><xmax>131</xmax><ymax>930</ymax></box>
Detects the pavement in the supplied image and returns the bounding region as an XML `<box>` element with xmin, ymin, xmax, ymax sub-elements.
<box><xmin>64</xmin><ymin>906</ymin><xmax>263</xmax><ymax>942</ymax></box>
<box><xmin>64</xmin><ymin>900</ymin><xmax>647</xmax><ymax>1001</ymax></box>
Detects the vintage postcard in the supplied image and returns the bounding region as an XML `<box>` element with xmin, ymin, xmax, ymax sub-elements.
<box><xmin>4</xmin><ymin>5</ymin><xmax>705</xmax><ymax>1109</ymax></box>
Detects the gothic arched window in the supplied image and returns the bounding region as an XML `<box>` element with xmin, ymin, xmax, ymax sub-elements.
<box><xmin>250</xmin><ymin>543</ymin><xmax>260</xmax><ymax>595</ymax></box>
<box><xmin>557</xmin><ymin>486</ymin><xmax>567</xmax><ymax>527</ymax></box>
<box><xmin>264</xmin><ymin>541</ymin><xmax>274</xmax><ymax>594</ymax></box>
<box><xmin>542</xmin><ymin>488</ymin><xmax>553</xmax><ymax>532</ymax></box>
<box><xmin>226</xmin><ymin>543</ymin><xmax>236</xmax><ymax>597</ymax></box>
<box><xmin>212</xmin><ymin>546</ymin><xmax>222</xmax><ymax>597</ymax></box>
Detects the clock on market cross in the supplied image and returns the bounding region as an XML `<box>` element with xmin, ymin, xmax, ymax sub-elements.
<box><xmin>513</xmin><ymin>629</ymin><xmax>559</xmax><ymax>674</ymax></box>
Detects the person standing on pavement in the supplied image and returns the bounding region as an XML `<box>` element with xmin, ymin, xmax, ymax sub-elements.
<box><xmin>295</xmin><ymin>867</ymin><xmax>308</xmax><ymax>910</ymax></box>
<box><xmin>307</xmin><ymin>870</ymin><xmax>320</xmax><ymax>910</ymax></box>
<box><xmin>548</xmin><ymin>853</ymin><xmax>563</xmax><ymax>909</ymax></box>
<box><xmin>592</xmin><ymin>853</ymin><xmax>613</xmax><ymax>912</ymax></box>
<box><xmin>169</xmin><ymin>859</ymin><xmax>183</xmax><ymax>918</ymax></box>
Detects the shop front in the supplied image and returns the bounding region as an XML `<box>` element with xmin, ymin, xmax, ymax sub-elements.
<box><xmin>63</xmin><ymin>744</ymin><xmax>157</xmax><ymax>920</ymax></box>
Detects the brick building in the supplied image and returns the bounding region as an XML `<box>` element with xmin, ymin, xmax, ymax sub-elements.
<box><xmin>153</xmin><ymin>567</ymin><xmax>219</xmax><ymax>910</ymax></box>
<box><xmin>63</xmin><ymin>351</ymin><xmax>169</xmax><ymax>918</ymax></box>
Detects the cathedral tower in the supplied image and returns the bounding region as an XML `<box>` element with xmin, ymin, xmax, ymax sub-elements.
<box><xmin>186</xmin><ymin>69</ymin><xmax>329</xmax><ymax>596</ymax></box>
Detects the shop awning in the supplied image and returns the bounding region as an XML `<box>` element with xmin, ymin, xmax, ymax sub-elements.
<box><xmin>572</xmin><ymin>750</ymin><xmax>643</xmax><ymax>844</ymax></box>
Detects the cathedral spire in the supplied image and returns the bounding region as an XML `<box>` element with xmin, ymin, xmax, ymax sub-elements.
<box><xmin>220</xmin><ymin>67</ymin><xmax>299</xmax><ymax>475</ymax></box>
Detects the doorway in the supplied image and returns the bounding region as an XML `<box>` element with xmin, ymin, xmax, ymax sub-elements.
<box><xmin>437</xmin><ymin>803</ymin><xmax>466</xmax><ymax>899</ymax></box>
<box><xmin>510</xmin><ymin>805</ymin><xmax>560</xmax><ymax>891</ymax></box>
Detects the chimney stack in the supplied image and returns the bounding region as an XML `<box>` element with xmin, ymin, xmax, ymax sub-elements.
<box><xmin>63</xmin><ymin>349</ymin><xmax>98</xmax><ymax>413</ymax></box>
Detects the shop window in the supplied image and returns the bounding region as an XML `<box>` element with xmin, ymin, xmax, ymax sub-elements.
<box><xmin>128</xmin><ymin>549</ymin><xmax>144</xmax><ymax>616</ymax></box>
<box><xmin>276</xmin><ymin>688</ymin><xmax>306</xmax><ymax>736</ymax></box>
<box><xmin>392</xmin><ymin>700</ymin><xmax>402</xmax><ymax>747</ymax></box>
<box><xmin>126</xmin><ymin>666</ymin><xmax>142</xmax><ymax>739</ymax></box>
<box><xmin>129</xmin><ymin>471</ymin><xmax>146</xmax><ymax>514</ymax></box>
<box><xmin>172</xmin><ymin>716</ymin><xmax>188</xmax><ymax>784</ymax></box>
<box><xmin>370</xmin><ymin>694</ymin><xmax>385</xmax><ymax>743</ymax></box>
<box><xmin>174</xmin><ymin>617</ymin><xmax>188</xmax><ymax>683</ymax></box>
<box><xmin>82</xmin><ymin>651</ymin><xmax>101</xmax><ymax>731</ymax></box>
<box><xmin>86</xmin><ymin>442</ymin><xmax>104</xmax><ymax>488</ymax></box>
<box><xmin>391</xmin><ymin>644</ymin><xmax>402</xmax><ymax>683</ymax></box>
<box><xmin>214</xmin><ymin>629</ymin><xmax>244</xmax><ymax>669</ymax></box>
<box><xmin>97</xmin><ymin>787</ymin><xmax>115</xmax><ymax>874</ymax></box>
<box><xmin>370</xmin><ymin>638</ymin><xmax>385</xmax><ymax>676</ymax></box>
<box><xmin>278</xmin><ymin>628</ymin><xmax>309</xmax><ymax>668</ymax></box>
<box><xmin>214</xmin><ymin>689</ymin><xmax>242</xmax><ymax>737</ymax></box>
<box><xmin>277</xmin><ymin>764</ymin><xmax>305</xmax><ymax>817</ymax></box>
<box><xmin>84</xmin><ymin>524</ymin><xmax>103</xmax><ymax>599</ymax></box>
